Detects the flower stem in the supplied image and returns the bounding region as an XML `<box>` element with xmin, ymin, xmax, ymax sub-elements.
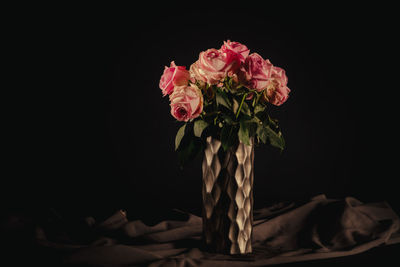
<box><xmin>236</xmin><ymin>93</ymin><xmax>248</xmax><ymax>119</ymax></box>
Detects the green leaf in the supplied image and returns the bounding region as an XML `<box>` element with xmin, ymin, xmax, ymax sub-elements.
<box><xmin>259</xmin><ymin>125</ymin><xmax>285</xmax><ymax>150</ymax></box>
<box><xmin>177</xmin><ymin>137</ymin><xmax>203</xmax><ymax>167</ymax></box>
<box><xmin>239</xmin><ymin>116</ymin><xmax>259</xmax><ymax>138</ymax></box>
<box><xmin>247</xmin><ymin>116</ymin><xmax>261</xmax><ymax>124</ymax></box>
<box><xmin>221</xmin><ymin>124</ymin><xmax>237</xmax><ymax>151</ymax></box>
<box><xmin>221</xmin><ymin>114</ymin><xmax>234</xmax><ymax>125</ymax></box>
<box><xmin>254</xmin><ymin>104</ymin><xmax>264</xmax><ymax>115</ymax></box>
<box><xmin>248</xmin><ymin>121</ymin><xmax>258</xmax><ymax>138</ymax></box>
<box><xmin>240</xmin><ymin>101</ymin><xmax>251</xmax><ymax>116</ymax></box>
<box><xmin>193</xmin><ymin>120</ymin><xmax>209</xmax><ymax>137</ymax></box>
<box><xmin>232</xmin><ymin>98</ymin><xmax>239</xmax><ymax>114</ymax></box>
<box><xmin>268</xmin><ymin>115</ymin><xmax>279</xmax><ymax>129</ymax></box>
<box><xmin>216</xmin><ymin>89</ymin><xmax>231</xmax><ymax>109</ymax></box>
<box><xmin>240</xmin><ymin>114</ymin><xmax>253</xmax><ymax>122</ymax></box>
<box><xmin>256</xmin><ymin>124</ymin><xmax>268</xmax><ymax>144</ymax></box>
<box><xmin>238</xmin><ymin>119</ymin><xmax>250</xmax><ymax>145</ymax></box>
<box><xmin>225</xmin><ymin>78</ymin><xmax>232</xmax><ymax>91</ymax></box>
<box><xmin>265</xmin><ymin>125</ymin><xmax>285</xmax><ymax>150</ymax></box>
<box><xmin>175</xmin><ymin>124</ymin><xmax>186</xmax><ymax>151</ymax></box>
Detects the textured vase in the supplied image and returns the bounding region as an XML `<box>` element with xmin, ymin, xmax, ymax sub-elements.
<box><xmin>202</xmin><ymin>136</ymin><xmax>254</xmax><ymax>254</ymax></box>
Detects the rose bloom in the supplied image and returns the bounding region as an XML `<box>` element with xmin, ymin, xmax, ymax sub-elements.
<box><xmin>240</xmin><ymin>53</ymin><xmax>273</xmax><ymax>92</ymax></box>
<box><xmin>170</xmin><ymin>84</ymin><xmax>203</xmax><ymax>122</ymax></box>
<box><xmin>221</xmin><ymin>40</ymin><xmax>250</xmax><ymax>63</ymax></box>
<box><xmin>263</xmin><ymin>66</ymin><xmax>290</xmax><ymax>106</ymax></box>
<box><xmin>190</xmin><ymin>48</ymin><xmax>239</xmax><ymax>85</ymax></box>
<box><xmin>159</xmin><ymin>61</ymin><xmax>190</xmax><ymax>96</ymax></box>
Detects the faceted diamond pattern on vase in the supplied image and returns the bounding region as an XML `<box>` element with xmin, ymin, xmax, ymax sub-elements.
<box><xmin>244</xmin><ymin>217</ymin><xmax>252</xmax><ymax>239</ymax></box>
<box><xmin>228</xmin><ymin>223</ymin><xmax>238</xmax><ymax>240</ymax></box>
<box><xmin>202</xmin><ymin>169</ymin><xmax>215</xmax><ymax>193</ymax></box>
<box><xmin>243</xmin><ymin>178</ymin><xmax>251</xmax><ymax>197</ymax></box>
<box><xmin>204</xmin><ymin>146</ymin><xmax>214</xmax><ymax>166</ymax></box>
<box><xmin>236</xmin><ymin>209</ymin><xmax>246</xmax><ymax>230</ymax></box>
<box><xmin>202</xmin><ymin>138</ymin><xmax>221</xmax><ymax>194</ymax></box>
<box><xmin>235</xmin><ymin>143</ymin><xmax>246</xmax><ymax>164</ymax></box>
<box><xmin>210</xmin><ymin>155</ymin><xmax>221</xmax><ymax>180</ymax></box>
<box><xmin>234</xmin><ymin>167</ymin><xmax>245</xmax><ymax>187</ymax></box>
<box><xmin>202</xmin><ymin>137</ymin><xmax>254</xmax><ymax>255</ymax></box>
<box><xmin>238</xmin><ymin>231</ymin><xmax>247</xmax><ymax>253</ymax></box>
<box><xmin>227</xmin><ymin>203</ymin><xmax>236</xmax><ymax>222</ymax></box>
<box><xmin>230</xmin><ymin>244</ymin><xmax>239</xmax><ymax>255</ymax></box>
<box><xmin>204</xmin><ymin>225</ymin><xmax>213</xmax><ymax>243</ymax></box>
<box><xmin>244</xmin><ymin>197</ymin><xmax>251</xmax><ymax>214</ymax></box>
<box><xmin>235</xmin><ymin>190</ymin><xmax>245</xmax><ymax>209</ymax></box>
<box><xmin>211</xmin><ymin>183</ymin><xmax>221</xmax><ymax>204</ymax></box>
<box><xmin>226</xmin><ymin>175</ymin><xmax>237</xmax><ymax>202</ymax></box>
<box><xmin>203</xmin><ymin>191</ymin><xmax>215</xmax><ymax>219</ymax></box>
<box><xmin>244</xmin><ymin>157</ymin><xmax>252</xmax><ymax>180</ymax></box>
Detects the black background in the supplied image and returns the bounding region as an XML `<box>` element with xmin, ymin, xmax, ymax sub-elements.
<box><xmin>2</xmin><ymin>4</ymin><xmax>400</xmax><ymax>267</ymax></box>
<box><xmin>6</xmin><ymin>5</ymin><xmax>399</xmax><ymax>220</ymax></box>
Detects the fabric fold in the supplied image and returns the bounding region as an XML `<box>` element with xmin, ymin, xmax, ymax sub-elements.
<box><xmin>32</xmin><ymin>195</ymin><xmax>400</xmax><ymax>266</ymax></box>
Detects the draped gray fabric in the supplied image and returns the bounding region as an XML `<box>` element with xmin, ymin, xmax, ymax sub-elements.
<box><xmin>35</xmin><ymin>195</ymin><xmax>400</xmax><ymax>266</ymax></box>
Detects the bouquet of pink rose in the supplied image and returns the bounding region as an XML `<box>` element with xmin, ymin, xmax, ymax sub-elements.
<box><xmin>159</xmin><ymin>40</ymin><xmax>290</xmax><ymax>166</ymax></box>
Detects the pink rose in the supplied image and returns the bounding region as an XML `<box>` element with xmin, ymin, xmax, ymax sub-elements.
<box><xmin>221</xmin><ymin>40</ymin><xmax>250</xmax><ymax>63</ymax></box>
<box><xmin>265</xmin><ymin>66</ymin><xmax>290</xmax><ymax>106</ymax></box>
<box><xmin>159</xmin><ymin>61</ymin><xmax>190</xmax><ymax>96</ymax></box>
<box><xmin>170</xmin><ymin>84</ymin><xmax>203</xmax><ymax>122</ymax></box>
<box><xmin>246</xmin><ymin>92</ymin><xmax>254</xmax><ymax>100</ymax></box>
<box><xmin>189</xmin><ymin>48</ymin><xmax>239</xmax><ymax>85</ymax></box>
<box><xmin>240</xmin><ymin>53</ymin><xmax>273</xmax><ymax>92</ymax></box>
